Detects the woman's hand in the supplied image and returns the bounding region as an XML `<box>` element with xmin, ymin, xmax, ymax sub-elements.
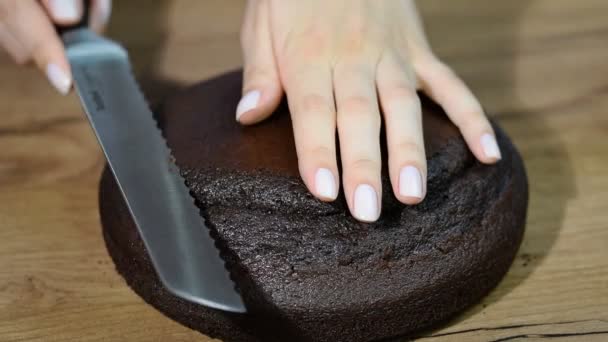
<box><xmin>238</xmin><ymin>0</ymin><xmax>501</xmax><ymax>222</ymax></box>
<box><xmin>0</xmin><ymin>0</ymin><xmax>111</xmax><ymax>94</ymax></box>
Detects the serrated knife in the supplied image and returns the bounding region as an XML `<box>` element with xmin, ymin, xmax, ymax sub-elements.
<box><xmin>59</xmin><ymin>14</ymin><xmax>246</xmax><ymax>313</ymax></box>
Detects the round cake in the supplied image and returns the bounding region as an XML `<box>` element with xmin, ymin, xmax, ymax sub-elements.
<box><xmin>99</xmin><ymin>70</ymin><xmax>528</xmax><ymax>342</ymax></box>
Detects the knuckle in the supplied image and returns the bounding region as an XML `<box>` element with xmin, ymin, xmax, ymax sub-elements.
<box><xmin>283</xmin><ymin>28</ymin><xmax>328</xmax><ymax>61</ymax></box>
<box><xmin>298</xmin><ymin>93</ymin><xmax>333</xmax><ymax>115</ymax></box>
<box><xmin>344</xmin><ymin>17</ymin><xmax>367</xmax><ymax>40</ymax></box>
<box><xmin>339</xmin><ymin>95</ymin><xmax>375</xmax><ymax>115</ymax></box>
<box><xmin>339</xmin><ymin>18</ymin><xmax>382</xmax><ymax>57</ymax></box>
<box><xmin>383</xmin><ymin>85</ymin><xmax>420</xmax><ymax>108</ymax></box>
<box><xmin>342</xmin><ymin>23</ymin><xmax>367</xmax><ymax>53</ymax></box>
<box><xmin>386</xmin><ymin>84</ymin><xmax>417</xmax><ymax>100</ymax></box>
<box><xmin>339</xmin><ymin>43</ymin><xmax>380</xmax><ymax>62</ymax></box>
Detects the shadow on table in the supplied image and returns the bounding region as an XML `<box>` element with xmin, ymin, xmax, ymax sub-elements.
<box><xmin>416</xmin><ymin>0</ymin><xmax>576</xmax><ymax>337</ymax></box>
<box><xmin>105</xmin><ymin>0</ymin><xmax>184</xmax><ymax>105</ymax></box>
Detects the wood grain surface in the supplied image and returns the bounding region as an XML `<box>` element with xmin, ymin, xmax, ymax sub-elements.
<box><xmin>1</xmin><ymin>1</ymin><xmax>607</xmax><ymax>341</ymax></box>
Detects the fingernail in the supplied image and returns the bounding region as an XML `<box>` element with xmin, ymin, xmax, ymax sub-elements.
<box><xmin>48</xmin><ymin>0</ymin><xmax>80</xmax><ymax>22</ymax></box>
<box><xmin>315</xmin><ymin>168</ymin><xmax>337</xmax><ymax>200</ymax></box>
<box><xmin>399</xmin><ymin>166</ymin><xmax>423</xmax><ymax>199</ymax></box>
<box><xmin>236</xmin><ymin>90</ymin><xmax>261</xmax><ymax>120</ymax></box>
<box><xmin>481</xmin><ymin>133</ymin><xmax>502</xmax><ymax>160</ymax></box>
<box><xmin>353</xmin><ymin>184</ymin><xmax>379</xmax><ymax>222</ymax></box>
<box><xmin>46</xmin><ymin>63</ymin><xmax>71</xmax><ymax>95</ymax></box>
<box><xmin>91</xmin><ymin>0</ymin><xmax>112</xmax><ymax>30</ymax></box>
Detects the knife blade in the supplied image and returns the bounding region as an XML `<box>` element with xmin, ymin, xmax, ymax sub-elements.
<box><xmin>62</xmin><ymin>28</ymin><xmax>246</xmax><ymax>313</ymax></box>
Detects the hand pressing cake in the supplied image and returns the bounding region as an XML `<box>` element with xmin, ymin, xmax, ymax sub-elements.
<box><xmin>99</xmin><ymin>70</ymin><xmax>528</xmax><ymax>342</ymax></box>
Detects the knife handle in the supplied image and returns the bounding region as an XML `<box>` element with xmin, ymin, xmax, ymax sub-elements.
<box><xmin>56</xmin><ymin>0</ymin><xmax>91</xmax><ymax>36</ymax></box>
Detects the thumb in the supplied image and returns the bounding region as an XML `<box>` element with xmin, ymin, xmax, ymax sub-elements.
<box><xmin>237</xmin><ymin>0</ymin><xmax>282</xmax><ymax>125</ymax></box>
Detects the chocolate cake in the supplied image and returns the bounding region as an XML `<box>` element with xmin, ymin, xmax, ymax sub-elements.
<box><xmin>99</xmin><ymin>70</ymin><xmax>528</xmax><ymax>341</ymax></box>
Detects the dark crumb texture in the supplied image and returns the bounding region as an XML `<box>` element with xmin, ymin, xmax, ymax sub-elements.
<box><xmin>99</xmin><ymin>70</ymin><xmax>529</xmax><ymax>342</ymax></box>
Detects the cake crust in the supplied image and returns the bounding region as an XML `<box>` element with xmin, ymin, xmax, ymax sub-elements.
<box><xmin>99</xmin><ymin>70</ymin><xmax>528</xmax><ymax>342</ymax></box>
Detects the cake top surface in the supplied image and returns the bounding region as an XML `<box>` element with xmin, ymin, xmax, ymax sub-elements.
<box><xmin>157</xmin><ymin>70</ymin><xmax>514</xmax><ymax>313</ymax></box>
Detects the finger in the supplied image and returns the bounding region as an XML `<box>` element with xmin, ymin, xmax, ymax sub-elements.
<box><xmin>334</xmin><ymin>60</ymin><xmax>382</xmax><ymax>222</ymax></box>
<box><xmin>280</xmin><ymin>54</ymin><xmax>339</xmax><ymax>201</ymax></box>
<box><xmin>285</xmin><ymin>64</ymin><xmax>339</xmax><ymax>201</ymax></box>
<box><xmin>237</xmin><ymin>0</ymin><xmax>283</xmax><ymax>125</ymax></box>
<box><xmin>417</xmin><ymin>58</ymin><xmax>501</xmax><ymax>163</ymax></box>
<box><xmin>0</xmin><ymin>24</ymin><xmax>29</xmax><ymax>64</ymax></box>
<box><xmin>42</xmin><ymin>0</ymin><xmax>110</xmax><ymax>33</ymax></box>
<box><xmin>377</xmin><ymin>52</ymin><xmax>426</xmax><ymax>204</ymax></box>
<box><xmin>41</xmin><ymin>0</ymin><xmax>83</xmax><ymax>25</ymax></box>
<box><xmin>4</xmin><ymin>0</ymin><xmax>71</xmax><ymax>94</ymax></box>
<box><xmin>90</xmin><ymin>0</ymin><xmax>111</xmax><ymax>33</ymax></box>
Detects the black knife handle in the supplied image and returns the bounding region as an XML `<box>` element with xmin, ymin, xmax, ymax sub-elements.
<box><xmin>56</xmin><ymin>0</ymin><xmax>91</xmax><ymax>36</ymax></box>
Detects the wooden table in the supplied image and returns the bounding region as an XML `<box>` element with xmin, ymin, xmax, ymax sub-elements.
<box><xmin>1</xmin><ymin>1</ymin><xmax>607</xmax><ymax>341</ymax></box>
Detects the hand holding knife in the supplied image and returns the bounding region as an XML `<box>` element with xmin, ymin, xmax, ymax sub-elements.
<box><xmin>58</xmin><ymin>2</ymin><xmax>246</xmax><ymax>313</ymax></box>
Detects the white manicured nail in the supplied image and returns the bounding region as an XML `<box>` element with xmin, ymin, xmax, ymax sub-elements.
<box><xmin>315</xmin><ymin>168</ymin><xmax>337</xmax><ymax>200</ymax></box>
<box><xmin>91</xmin><ymin>0</ymin><xmax>112</xmax><ymax>30</ymax></box>
<box><xmin>48</xmin><ymin>0</ymin><xmax>80</xmax><ymax>22</ymax></box>
<box><xmin>353</xmin><ymin>184</ymin><xmax>379</xmax><ymax>222</ymax></box>
<box><xmin>46</xmin><ymin>63</ymin><xmax>71</xmax><ymax>95</ymax></box>
<box><xmin>236</xmin><ymin>90</ymin><xmax>261</xmax><ymax>120</ymax></box>
<box><xmin>399</xmin><ymin>166</ymin><xmax>423</xmax><ymax>199</ymax></box>
<box><xmin>481</xmin><ymin>133</ymin><xmax>502</xmax><ymax>160</ymax></box>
